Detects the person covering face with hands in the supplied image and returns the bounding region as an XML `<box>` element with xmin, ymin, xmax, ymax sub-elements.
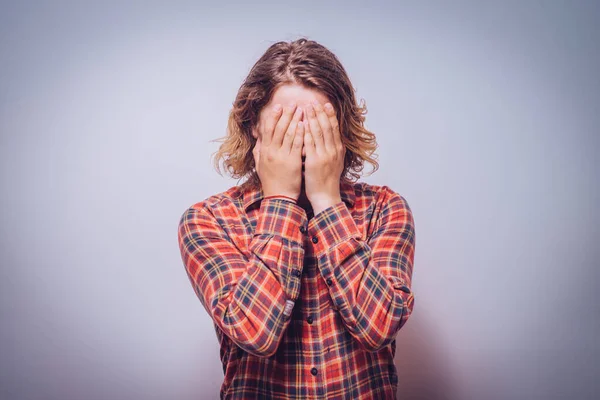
<box><xmin>252</xmin><ymin>92</ymin><xmax>346</xmax><ymax>216</ymax></box>
<box><xmin>178</xmin><ymin>38</ymin><xmax>416</xmax><ymax>400</ymax></box>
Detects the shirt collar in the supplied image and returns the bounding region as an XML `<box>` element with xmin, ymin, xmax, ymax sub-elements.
<box><xmin>241</xmin><ymin>179</ymin><xmax>356</xmax><ymax>212</ymax></box>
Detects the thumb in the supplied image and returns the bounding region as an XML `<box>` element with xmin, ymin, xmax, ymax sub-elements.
<box><xmin>304</xmin><ymin>129</ymin><xmax>315</xmax><ymax>158</ymax></box>
<box><xmin>253</xmin><ymin>136</ymin><xmax>261</xmax><ymax>172</ymax></box>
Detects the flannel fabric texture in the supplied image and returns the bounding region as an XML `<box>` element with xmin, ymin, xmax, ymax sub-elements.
<box><xmin>178</xmin><ymin>180</ymin><xmax>416</xmax><ymax>399</ymax></box>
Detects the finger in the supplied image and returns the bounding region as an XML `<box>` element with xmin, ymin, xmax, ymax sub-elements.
<box><xmin>272</xmin><ymin>103</ymin><xmax>297</xmax><ymax>147</ymax></box>
<box><xmin>304</xmin><ymin>119</ymin><xmax>316</xmax><ymax>156</ymax></box>
<box><xmin>262</xmin><ymin>104</ymin><xmax>282</xmax><ymax>147</ymax></box>
<box><xmin>313</xmin><ymin>101</ymin><xmax>334</xmax><ymax>152</ymax></box>
<box><xmin>323</xmin><ymin>102</ymin><xmax>342</xmax><ymax>149</ymax></box>
<box><xmin>305</xmin><ymin>103</ymin><xmax>325</xmax><ymax>153</ymax></box>
<box><xmin>291</xmin><ymin>120</ymin><xmax>304</xmax><ymax>156</ymax></box>
<box><xmin>281</xmin><ymin>106</ymin><xmax>303</xmax><ymax>152</ymax></box>
<box><xmin>253</xmin><ymin>135</ymin><xmax>261</xmax><ymax>173</ymax></box>
<box><xmin>252</xmin><ymin>135</ymin><xmax>260</xmax><ymax>160</ymax></box>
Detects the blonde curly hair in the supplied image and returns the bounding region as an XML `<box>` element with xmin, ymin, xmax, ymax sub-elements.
<box><xmin>211</xmin><ymin>37</ymin><xmax>379</xmax><ymax>190</ymax></box>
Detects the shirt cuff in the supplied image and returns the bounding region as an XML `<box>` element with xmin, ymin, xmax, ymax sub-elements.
<box><xmin>254</xmin><ymin>198</ymin><xmax>308</xmax><ymax>243</ymax></box>
<box><xmin>307</xmin><ymin>201</ymin><xmax>362</xmax><ymax>256</ymax></box>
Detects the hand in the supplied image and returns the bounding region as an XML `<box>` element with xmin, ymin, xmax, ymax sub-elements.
<box><xmin>252</xmin><ymin>103</ymin><xmax>305</xmax><ymax>200</ymax></box>
<box><xmin>303</xmin><ymin>101</ymin><xmax>344</xmax><ymax>214</ymax></box>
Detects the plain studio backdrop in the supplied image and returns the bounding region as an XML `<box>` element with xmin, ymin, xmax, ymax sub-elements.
<box><xmin>1</xmin><ymin>1</ymin><xmax>598</xmax><ymax>399</ymax></box>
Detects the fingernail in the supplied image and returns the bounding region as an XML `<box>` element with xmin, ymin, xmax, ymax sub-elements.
<box><xmin>273</xmin><ymin>104</ymin><xmax>282</xmax><ymax>112</ymax></box>
<box><xmin>325</xmin><ymin>103</ymin><xmax>333</xmax><ymax>110</ymax></box>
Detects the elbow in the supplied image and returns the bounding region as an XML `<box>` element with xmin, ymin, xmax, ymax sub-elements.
<box><xmin>356</xmin><ymin>339</ymin><xmax>389</xmax><ymax>353</ymax></box>
<box><xmin>254</xmin><ymin>347</ymin><xmax>278</xmax><ymax>359</ymax></box>
<box><xmin>214</xmin><ymin>326</ymin><xmax>283</xmax><ymax>359</ymax></box>
<box><xmin>241</xmin><ymin>337</ymin><xmax>282</xmax><ymax>358</ymax></box>
<box><xmin>211</xmin><ymin>292</ymin><xmax>290</xmax><ymax>359</ymax></box>
<box><xmin>213</xmin><ymin>327</ymin><xmax>282</xmax><ymax>358</ymax></box>
<box><xmin>220</xmin><ymin>311</ymin><xmax>285</xmax><ymax>358</ymax></box>
<box><xmin>355</xmin><ymin>294</ymin><xmax>415</xmax><ymax>352</ymax></box>
<box><xmin>356</xmin><ymin>329</ymin><xmax>399</xmax><ymax>353</ymax></box>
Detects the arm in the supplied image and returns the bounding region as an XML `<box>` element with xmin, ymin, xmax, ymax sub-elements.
<box><xmin>177</xmin><ymin>198</ymin><xmax>308</xmax><ymax>358</ymax></box>
<box><xmin>307</xmin><ymin>187</ymin><xmax>416</xmax><ymax>351</ymax></box>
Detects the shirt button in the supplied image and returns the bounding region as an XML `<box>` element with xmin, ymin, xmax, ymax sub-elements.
<box><xmin>293</xmin><ymin>269</ymin><xmax>302</xmax><ymax>277</ymax></box>
<box><xmin>310</xmin><ymin>367</ymin><xmax>318</xmax><ymax>376</ymax></box>
<box><xmin>299</xmin><ymin>225</ymin><xmax>306</xmax><ymax>234</ymax></box>
<box><xmin>326</xmin><ymin>278</ymin><xmax>333</xmax><ymax>286</ymax></box>
<box><xmin>307</xmin><ymin>316</ymin><xmax>313</xmax><ymax>324</ymax></box>
<box><xmin>311</xmin><ymin>236</ymin><xmax>318</xmax><ymax>244</ymax></box>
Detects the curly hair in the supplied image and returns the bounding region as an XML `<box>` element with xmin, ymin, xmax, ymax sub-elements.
<box><xmin>211</xmin><ymin>37</ymin><xmax>379</xmax><ymax>190</ymax></box>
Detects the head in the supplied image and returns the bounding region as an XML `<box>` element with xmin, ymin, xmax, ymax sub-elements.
<box><xmin>251</xmin><ymin>83</ymin><xmax>332</xmax><ymax>160</ymax></box>
<box><xmin>212</xmin><ymin>38</ymin><xmax>379</xmax><ymax>190</ymax></box>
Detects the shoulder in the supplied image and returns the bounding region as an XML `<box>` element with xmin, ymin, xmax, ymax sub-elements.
<box><xmin>178</xmin><ymin>185</ymin><xmax>242</xmax><ymax>225</ymax></box>
<box><xmin>354</xmin><ymin>181</ymin><xmax>412</xmax><ymax>211</ymax></box>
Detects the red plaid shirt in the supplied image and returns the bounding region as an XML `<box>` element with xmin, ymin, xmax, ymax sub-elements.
<box><xmin>177</xmin><ymin>179</ymin><xmax>416</xmax><ymax>399</ymax></box>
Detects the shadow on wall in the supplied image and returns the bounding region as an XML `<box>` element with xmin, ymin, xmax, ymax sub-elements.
<box><xmin>395</xmin><ymin>310</ymin><xmax>462</xmax><ymax>400</ymax></box>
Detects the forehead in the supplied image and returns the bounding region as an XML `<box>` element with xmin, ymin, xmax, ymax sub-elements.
<box><xmin>266</xmin><ymin>83</ymin><xmax>331</xmax><ymax>108</ymax></box>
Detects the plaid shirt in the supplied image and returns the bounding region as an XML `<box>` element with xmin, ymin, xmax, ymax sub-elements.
<box><xmin>177</xmin><ymin>179</ymin><xmax>416</xmax><ymax>399</ymax></box>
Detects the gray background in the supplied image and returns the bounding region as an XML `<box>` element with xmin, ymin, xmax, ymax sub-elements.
<box><xmin>1</xmin><ymin>1</ymin><xmax>598</xmax><ymax>399</ymax></box>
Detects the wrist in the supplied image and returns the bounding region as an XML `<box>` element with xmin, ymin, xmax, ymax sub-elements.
<box><xmin>310</xmin><ymin>196</ymin><xmax>342</xmax><ymax>215</ymax></box>
<box><xmin>263</xmin><ymin>194</ymin><xmax>298</xmax><ymax>204</ymax></box>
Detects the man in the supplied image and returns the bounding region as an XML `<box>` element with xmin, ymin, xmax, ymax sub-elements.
<box><xmin>178</xmin><ymin>39</ymin><xmax>416</xmax><ymax>399</ymax></box>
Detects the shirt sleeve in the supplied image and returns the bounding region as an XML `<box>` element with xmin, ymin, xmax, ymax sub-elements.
<box><xmin>177</xmin><ymin>198</ymin><xmax>308</xmax><ymax>358</ymax></box>
<box><xmin>306</xmin><ymin>187</ymin><xmax>416</xmax><ymax>351</ymax></box>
